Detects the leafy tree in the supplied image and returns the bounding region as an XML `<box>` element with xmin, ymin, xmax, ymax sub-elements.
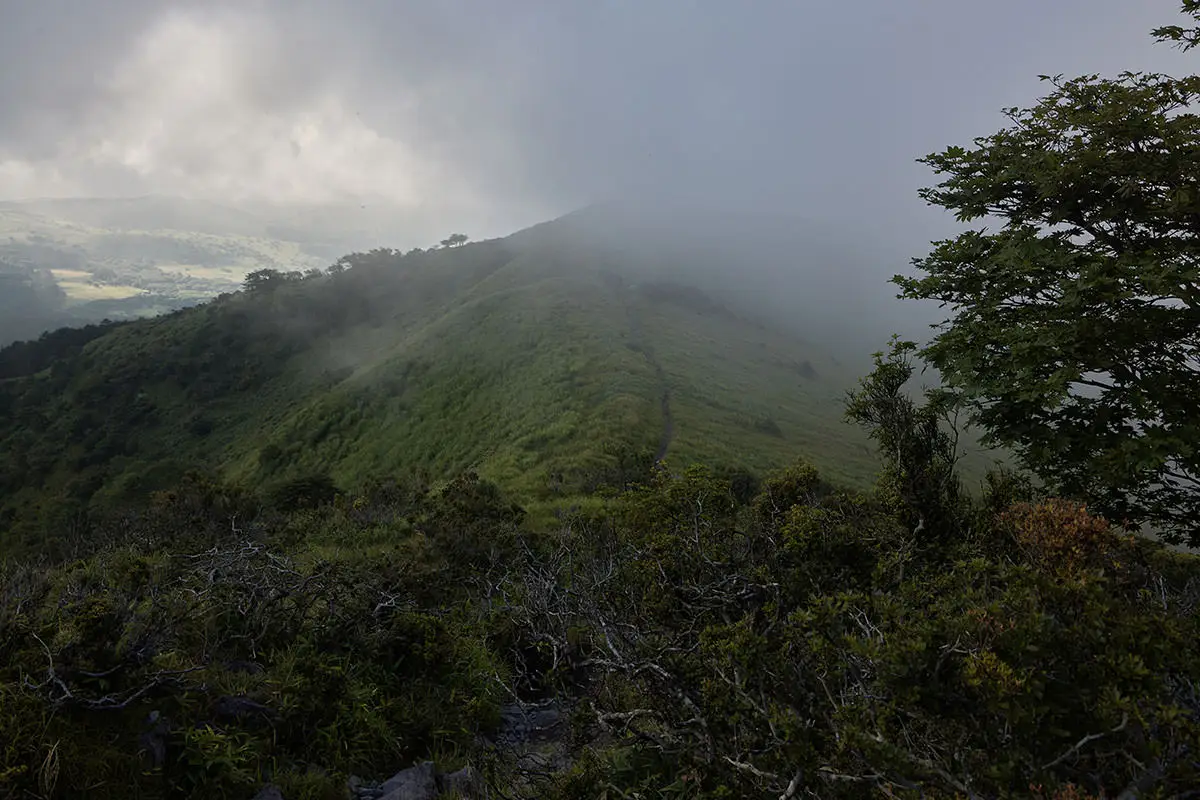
<box><xmin>439</xmin><ymin>233</ymin><xmax>469</xmax><ymax>248</ymax></box>
<box><xmin>332</xmin><ymin>248</ymin><xmax>402</xmax><ymax>273</ymax></box>
<box><xmin>241</xmin><ymin>268</ymin><xmax>286</xmax><ymax>292</ymax></box>
<box><xmin>845</xmin><ymin>338</ymin><xmax>963</xmax><ymax>544</ymax></box>
<box><xmin>0</xmin><ymin>321</ymin><xmax>120</xmax><ymax>379</ymax></box>
<box><xmin>896</xmin><ymin>3</ymin><xmax>1200</xmax><ymax>543</ymax></box>
<box><xmin>1153</xmin><ymin>0</ymin><xmax>1200</xmax><ymax>49</ymax></box>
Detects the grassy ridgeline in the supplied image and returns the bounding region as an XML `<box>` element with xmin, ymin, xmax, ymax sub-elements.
<box><xmin>0</xmin><ymin>218</ymin><xmax>909</xmax><ymax>554</ymax></box>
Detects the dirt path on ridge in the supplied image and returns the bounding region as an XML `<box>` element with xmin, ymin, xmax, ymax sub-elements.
<box><xmin>603</xmin><ymin>271</ymin><xmax>674</xmax><ymax>462</ymax></box>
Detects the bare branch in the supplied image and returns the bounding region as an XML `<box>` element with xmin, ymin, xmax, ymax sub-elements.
<box><xmin>1042</xmin><ymin>713</ymin><xmax>1129</xmax><ymax>770</ymax></box>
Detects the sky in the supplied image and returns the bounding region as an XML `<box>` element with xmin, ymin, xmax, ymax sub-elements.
<box><xmin>0</xmin><ymin>0</ymin><xmax>1195</xmax><ymax>251</ymax></box>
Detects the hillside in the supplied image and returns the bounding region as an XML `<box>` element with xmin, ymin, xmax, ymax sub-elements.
<box><xmin>0</xmin><ymin>207</ymin><xmax>919</xmax><ymax>553</ymax></box>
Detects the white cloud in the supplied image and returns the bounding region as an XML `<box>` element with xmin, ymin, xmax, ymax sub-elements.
<box><xmin>0</xmin><ymin>158</ymin><xmax>80</xmax><ymax>199</ymax></box>
<box><xmin>0</xmin><ymin>8</ymin><xmax>481</xmax><ymax>212</ymax></box>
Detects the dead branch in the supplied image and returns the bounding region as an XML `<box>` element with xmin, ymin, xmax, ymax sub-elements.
<box><xmin>1042</xmin><ymin>713</ymin><xmax>1129</xmax><ymax>770</ymax></box>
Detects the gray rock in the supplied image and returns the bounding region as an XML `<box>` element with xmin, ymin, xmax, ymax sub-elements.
<box><xmin>252</xmin><ymin>785</ymin><xmax>285</xmax><ymax>800</ymax></box>
<box><xmin>378</xmin><ymin>761</ymin><xmax>437</xmax><ymax>800</ymax></box>
<box><xmin>438</xmin><ymin>765</ymin><xmax>479</xmax><ymax>797</ymax></box>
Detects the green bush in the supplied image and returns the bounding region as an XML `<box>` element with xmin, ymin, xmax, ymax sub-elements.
<box><xmin>2</xmin><ymin>446</ymin><xmax>1198</xmax><ymax>798</ymax></box>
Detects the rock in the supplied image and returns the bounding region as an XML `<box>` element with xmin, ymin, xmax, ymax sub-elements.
<box><xmin>252</xmin><ymin>785</ymin><xmax>285</xmax><ymax>800</ymax></box>
<box><xmin>438</xmin><ymin>765</ymin><xmax>480</xmax><ymax>796</ymax></box>
<box><xmin>378</xmin><ymin>761</ymin><xmax>437</xmax><ymax>800</ymax></box>
<box><xmin>498</xmin><ymin>701</ymin><xmax>563</xmax><ymax>745</ymax></box>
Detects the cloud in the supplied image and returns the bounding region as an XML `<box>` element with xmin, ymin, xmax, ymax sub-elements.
<box><xmin>1</xmin><ymin>8</ymin><xmax>466</xmax><ymax>208</ymax></box>
<box><xmin>0</xmin><ymin>0</ymin><xmax>1194</xmax><ymax>243</ymax></box>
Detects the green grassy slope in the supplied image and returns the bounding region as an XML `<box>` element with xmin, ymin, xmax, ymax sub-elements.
<box><xmin>0</xmin><ymin>211</ymin><xmax>912</xmax><ymax>551</ymax></box>
<box><xmin>232</xmin><ymin>265</ymin><xmax>667</xmax><ymax>495</ymax></box>
<box><xmin>639</xmin><ymin>297</ymin><xmax>873</xmax><ymax>487</ymax></box>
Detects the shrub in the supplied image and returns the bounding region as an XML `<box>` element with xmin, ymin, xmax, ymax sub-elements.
<box><xmin>1001</xmin><ymin>499</ymin><xmax>1117</xmax><ymax>576</ymax></box>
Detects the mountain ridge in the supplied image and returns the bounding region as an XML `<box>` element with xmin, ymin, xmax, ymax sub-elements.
<box><xmin>0</xmin><ymin>208</ymin><xmax>897</xmax><ymax>553</ymax></box>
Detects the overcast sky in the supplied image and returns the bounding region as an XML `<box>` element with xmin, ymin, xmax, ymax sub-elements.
<box><xmin>0</xmin><ymin>0</ymin><xmax>1194</xmax><ymax>248</ymax></box>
